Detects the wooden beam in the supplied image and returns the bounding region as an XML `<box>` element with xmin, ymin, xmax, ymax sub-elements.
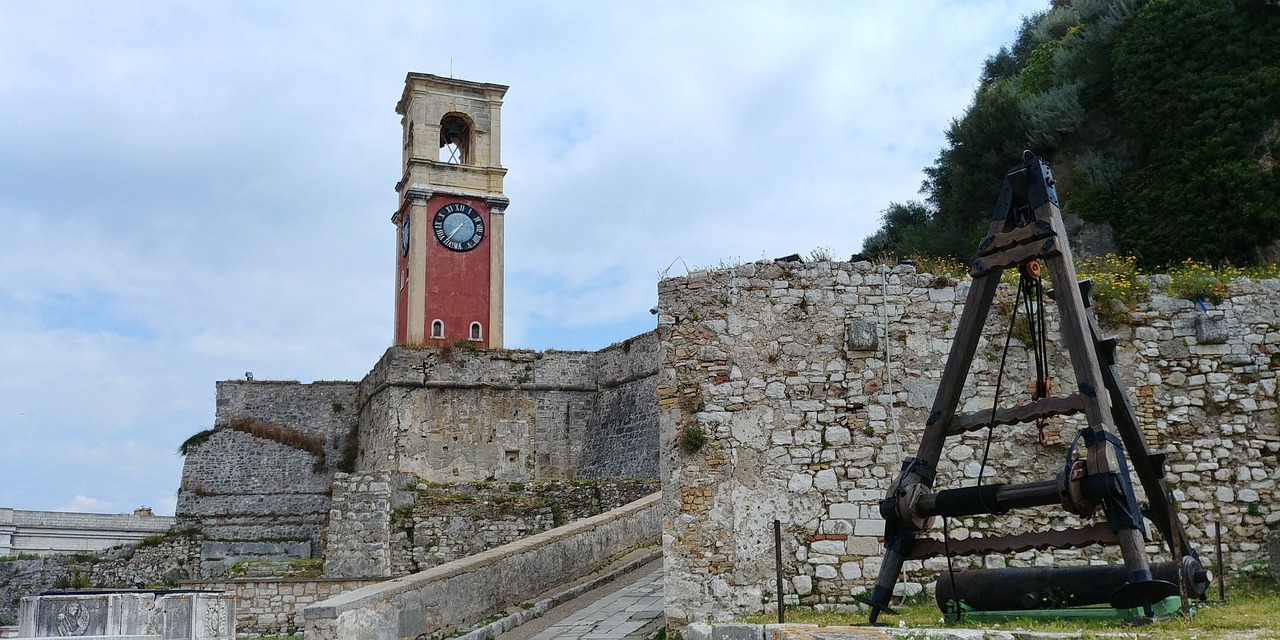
<box><xmin>948</xmin><ymin>394</ymin><xmax>1085</xmax><ymax>436</ymax></box>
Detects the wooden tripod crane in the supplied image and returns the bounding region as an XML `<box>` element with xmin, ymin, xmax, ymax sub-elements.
<box><xmin>862</xmin><ymin>152</ymin><xmax>1208</xmax><ymax>622</ymax></box>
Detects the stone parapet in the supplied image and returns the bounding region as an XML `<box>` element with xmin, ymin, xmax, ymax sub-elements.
<box><xmin>303</xmin><ymin>492</ymin><xmax>661</xmax><ymax>640</ymax></box>
<box><xmin>18</xmin><ymin>591</ymin><xmax>233</xmax><ymax>639</ymax></box>
<box><xmin>182</xmin><ymin>578</ymin><xmax>383</xmax><ymax>637</ymax></box>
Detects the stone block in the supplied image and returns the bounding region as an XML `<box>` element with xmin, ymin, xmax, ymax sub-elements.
<box><xmin>19</xmin><ymin>591</ymin><xmax>234</xmax><ymax>639</ymax></box>
<box><xmin>847</xmin><ymin>536</ymin><xmax>882</xmax><ymax>556</ymax></box>
<box><xmin>685</xmin><ymin>623</ymin><xmax>714</xmax><ymax>640</ymax></box>
<box><xmin>824</xmin><ymin>427</ymin><xmax>852</xmax><ymax>447</ymax></box>
<box><xmin>840</xmin><ymin>562</ymin><xmax>863</xmax><ymax>580</ymax></box>
<box><xmin>713</xmin><ymin>623</ymin><xmax>764</xmax><ymax>640</ymax></box>
<box><xmin>854</xmin><ymin>519</ymin><xmax>885</xmax><ymax>537</ymax></box>
<box><xmin>829</xmin><ymin>503</ymin><xmax>858</xmax><ymax>519</ymax></box>
<box><xmin>764</xmin><ymin>624</ymin><xmax>818</xmax><ymax>640</ymax></box>
<box><xmin>846</xmin><ymin>319</ymin><xmax>880</xmax><ymax>352</ymax></box>
<box><xmin>1195</xmin><ymin>315</ymin><xmax>1228</xmax><ymax>344</ymax></box>
<box><xmin>814</xmin><ymin>470</ymin><xmax>839</xmax><ymax>491</ymax></box>
<box><xmin>811</xmin><ymin>540</ymin><xmax>846</xmax><ymax>556</ymax></box>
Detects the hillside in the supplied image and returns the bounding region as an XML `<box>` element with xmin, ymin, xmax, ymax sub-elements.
<box><xmin>860</xmin><ymin>0</ymin><xmax>1280</xmax><ymax>267</ymax></box>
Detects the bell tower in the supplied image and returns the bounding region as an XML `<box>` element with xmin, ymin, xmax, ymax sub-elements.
<box><xmin>393</xmin><ymin>73</ymin><xmax>508</xmax><ymax>349</ymax></box>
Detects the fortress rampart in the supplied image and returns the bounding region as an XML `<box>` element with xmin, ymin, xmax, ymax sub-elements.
<box><xmin>176</xmin><ymin>380</ymin><xmax>358</xmax><ymax>555</ymax></box>
<box><xmin>355</xmin><ymin>336</ymin><xmax>659</xmax><ymax>483</ymax></box>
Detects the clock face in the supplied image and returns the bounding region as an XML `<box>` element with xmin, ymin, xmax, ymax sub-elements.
<box><xmin>433</xmin><ymin>203</ymin><xmax>485</xmax><ymax>252</ymax></box>
<box><xmin>400</xmin><ymin>216</ymin><xmax>411</xmax><ymax>256</ymax></box>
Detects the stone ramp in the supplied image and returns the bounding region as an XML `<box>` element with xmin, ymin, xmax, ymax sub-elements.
<box><xmin>303</xmin><ymin>493</ymin><xmax>661</xmax><ymax>640</ymax></box>
<box><xmin>521</xmin><ymin>563</ymin><xmax>663</xmax><ymax>640</ymax></box>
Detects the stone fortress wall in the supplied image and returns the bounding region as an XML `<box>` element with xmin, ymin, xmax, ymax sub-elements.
<box><xmin>656</xmin><ymin>259</ymin><xmax>1280</xmax><ymax>627</ymax></box>
<box><xmin>354</xmin><ymin>334</ymin><xmax>660</xmax><ymax>483</ymax></box>
<box><xmin>176</xmin><ymin>380</ymin><xmax>358</xmax><ymax>559</ymax></box>
<box><xmin>172</xmin><ymin>333</ymin><xmax>661</xmax><ymax>579</ymax></box>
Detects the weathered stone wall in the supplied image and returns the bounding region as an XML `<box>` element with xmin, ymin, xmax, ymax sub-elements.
<box><xmin>355</xmin><ymin>344</ymin><xmax>658</xmax><ymax>483</ymax></box>
<box><xmin>580</xmin><ymin>333</ymin><xmax>662</xmax><ymax>478</ymax></box>
<box><xmin>304</xmin><ymin>493</ymin><xmax>662</xmax><ymax>640</ymax></box>
<box><xmin>0</xmin><ymin>538</ymin><xmax>201</xmax><ymax>626</ymax></box>
<box><xmin>322</xmin><ymin>472</ymin><xmax>415</xmax><ymax>579</ymax></box>
<box><xmin>176</xmin><ymin>381</ymin><xmax>357</xmax><ymax>561</ymax></box>
<box><xmin>392</xmin><ymin>478</ymin><xmax>659</xmax><ymax>576</ymax></box>
<box><xmin>183</xmin><ymin>577</ymin><xmax>383</xmax><ymax>636</ymax></box>
<box><xmin>323</xmin><ymin>472</ymin><xmax>659</xmax><ymax>578</ymax></box>
<box><xmin>657</xmin><ymin>260</ymin><xmax>1280</xmax><ymax>626</ymax></box>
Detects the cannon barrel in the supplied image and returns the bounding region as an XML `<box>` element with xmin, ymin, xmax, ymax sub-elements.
<box><xmin>936</xmin><ymin>557</ymin><xmax>1209</xmax><ymax>612</ymax></box>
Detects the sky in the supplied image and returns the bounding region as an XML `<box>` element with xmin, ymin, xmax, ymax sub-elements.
<box><xmin>0</xmin><ymin>1</ymin><xmax>1047</xmax><ymax>515</ymax></box>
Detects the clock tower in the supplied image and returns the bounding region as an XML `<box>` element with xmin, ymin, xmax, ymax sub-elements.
<box><xmin>393</xmin><ymin>73</ymin><xmax>509</xmax><ymax>349</ymax></box>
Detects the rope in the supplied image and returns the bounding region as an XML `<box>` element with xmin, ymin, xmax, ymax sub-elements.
<box><xmin>976</xmin><ymin>274</ymin><xmax>1024</xmax><ymax>509</ymax></box>
<box><xmin>1020</xmin><ymin>268</ymin><xmax>1052</xmax><ymax>444</ymax></box>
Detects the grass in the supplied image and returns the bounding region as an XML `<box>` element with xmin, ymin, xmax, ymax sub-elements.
<box><xmin>745</xmin><ymin>583</ymin><xmax>1280</xmax><ymax>638</ymax></box>
<box><xmin>179</xmin><ymin>417</ymin><xmax>329</xmax><ymax>470</ymax></box>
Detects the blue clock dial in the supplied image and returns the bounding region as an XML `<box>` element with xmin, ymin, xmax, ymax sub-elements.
<box><xmin>432</xmin><ymin>203</ymin><xmax>485</xmax><ymax>252</ymax></box>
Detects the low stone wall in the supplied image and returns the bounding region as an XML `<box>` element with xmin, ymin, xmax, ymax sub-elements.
<box><xmin>323</xmin><ymin>472</ymin><xmax>659</xmax><ymax>579</ymax></box>
<box><xmin>18</xmin><ymin>590</ymin><xmax>234</xmax><ymax>639</ymax></box>
<box><xmin>184</xmin><ymin>578</ymin><xmax>383</xmax><ymax>636</ymax></box>
<box><xmin>391</xmin><ymin>478</ymin><xmax>659</xmax><ymax>576</ymax></box>
<box><xmin>657</xmin><ymin>260</ymin><xmax>1279</xmax><ymax>626</ymax></box>
<box><xmin>303</xmin><ymin>492</ymin><xmax>661</xmax><ymax>640</ymax></box>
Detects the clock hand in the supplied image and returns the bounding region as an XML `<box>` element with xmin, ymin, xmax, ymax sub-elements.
<box><xmin>446</xmin><ymin>222</ymin><xmax>466</xmax><ymax>241</ymax></box>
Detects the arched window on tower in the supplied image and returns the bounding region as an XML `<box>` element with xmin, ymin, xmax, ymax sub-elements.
<box><xmin>438</xmin><ymin>113</ymin><xmax>473</xmax><ymax>164</ymax></box>
<box><xmin>469</xmin><ymin>322</ymin><xmax>483</xmax><ymax>342</ymax></box>
<box><xmin>431</xmin><ymin>319</ymin><xmax>445</xmax><ymax>339</ymax></box>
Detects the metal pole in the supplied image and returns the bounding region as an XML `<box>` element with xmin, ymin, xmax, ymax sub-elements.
<box><xmin>1215</xmin><ymin>521</ymin><xmax>1226</xmax><ymax>603</ymax></box>
<box><xmin>775</xmin><ymin>519</ymin><xmax>785</xmax><ymax>624</ymax></box>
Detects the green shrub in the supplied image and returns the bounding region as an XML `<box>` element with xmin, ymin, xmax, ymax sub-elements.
<box><xmin>1165</xmin><ymin>259</ymin><xmax>1243</xmax><ymax>305</ymax></box>
<box><xmin>178</xmin><ymin>429</ymin><xmax>216</xmax><ymax>456</ymax></box>
<box><xmin>1075</xmin><ymin>253</ymin><xmax>1149</xmax><ymax>324</ymax></box>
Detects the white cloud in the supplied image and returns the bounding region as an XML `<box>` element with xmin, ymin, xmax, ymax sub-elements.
<box><xmin>0</xmin><ymin>0</ymin><xmax>1048</xmax><ymax>511</ymax></box>
<box><xmin>57</xmin><ymin>495</ymin><xmax>116</xmax><ymax>514</ymax></box>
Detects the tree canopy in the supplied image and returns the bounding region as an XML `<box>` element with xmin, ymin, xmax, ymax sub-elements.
<box><xmin>861</xmin><ymin>0</ymin><xmax>1280</xmax><ymax>267</ymax></box>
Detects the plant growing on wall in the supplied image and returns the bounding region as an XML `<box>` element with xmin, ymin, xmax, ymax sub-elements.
<box><xmin>178</xmin><ymin>429</ymin><xmax>216</xmax><ymax>455</ymax></box>
<box><xmin>336</xmin><ymin>422</ymin><xmax>360</xmax><ymax>473</ymax></box>
<box><xmin>677</xmin><ymin>423</ymin><xmax>708</xmax><ymax>455</ymax></box>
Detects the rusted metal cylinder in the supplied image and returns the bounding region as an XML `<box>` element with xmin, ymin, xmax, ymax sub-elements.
<box><xmin>936</xmin><ymin>559</ymin><xmax>1205</xmax><ymax>611</ymax></box>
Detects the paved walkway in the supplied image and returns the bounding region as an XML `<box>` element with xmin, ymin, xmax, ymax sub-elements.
<box><xmin>524</xmin><ymin>566</ymin><xmax>664</xmax><ymax>640</ymax></box>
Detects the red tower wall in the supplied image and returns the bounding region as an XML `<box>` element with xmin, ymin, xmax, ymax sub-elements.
<box><xmin>421</xmin><ymin>194</ymin><xmax>492</xmax><ymax>346</ymax></box>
